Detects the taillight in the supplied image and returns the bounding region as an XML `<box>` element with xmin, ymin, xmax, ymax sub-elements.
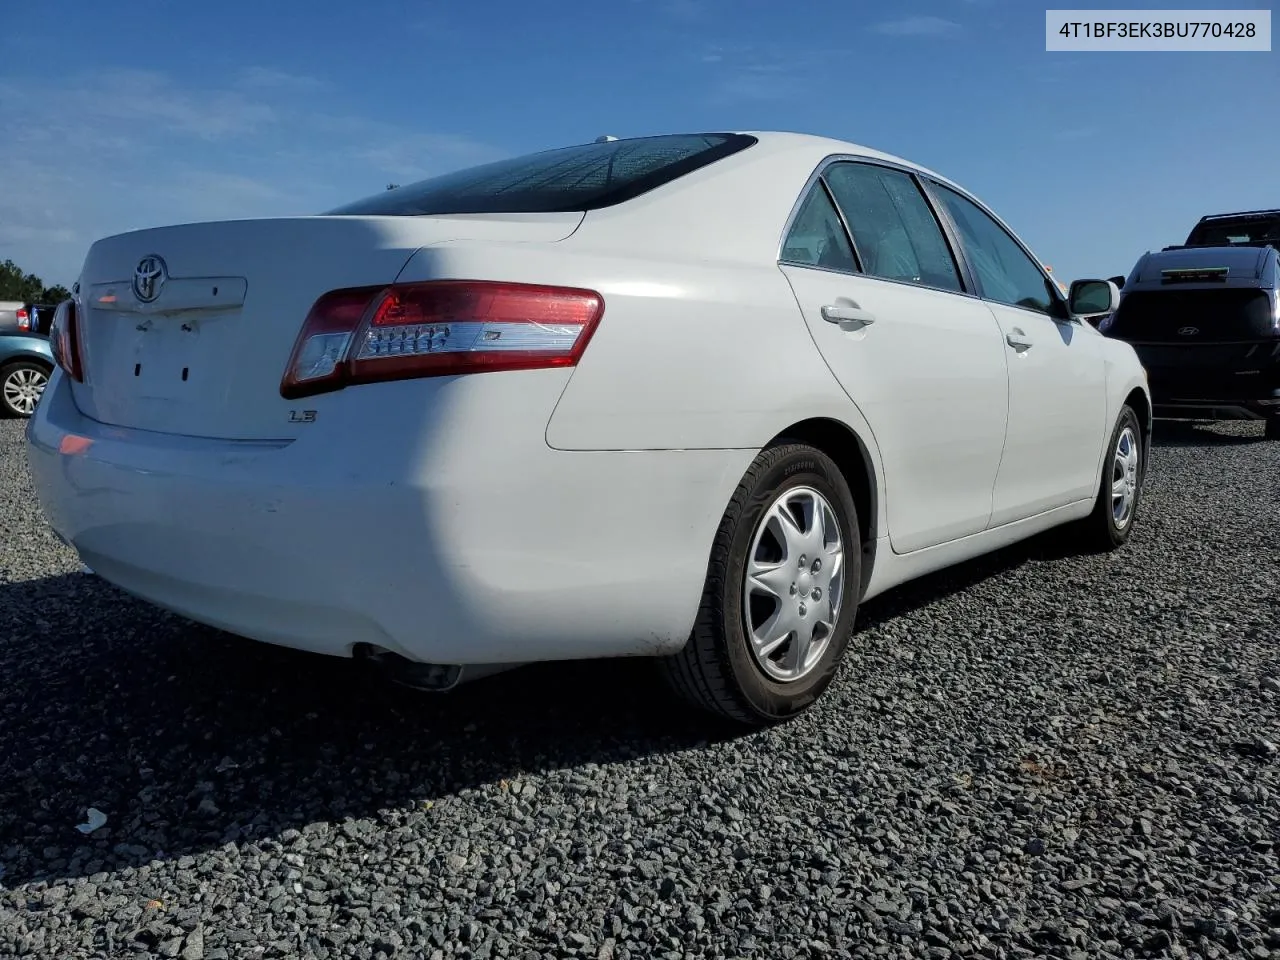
<box><xmin>15</xmin><ymin>308</ymin><xmax>30</xmax><ymax>332</ymax></box>
<box><xmin>281</xmin><ymin>280</ymin><xmax>604</xmax><ymax>399</ymax></box>
<box><xmin>50</xmin><ymin>300</ymin><xmax>84</xmax><ymax>382</ymax></box>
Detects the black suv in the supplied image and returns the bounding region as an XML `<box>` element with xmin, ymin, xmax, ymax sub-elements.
<box><xmin>1103</xmin><ymin>208</ymin><xmax>1280</xmax><ymax>440</ymax></box>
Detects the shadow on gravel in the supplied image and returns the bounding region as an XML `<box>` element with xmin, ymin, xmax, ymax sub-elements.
<box><xmin>855</xmin><ymin>525</ymin><xmax>1082</xmax><ymax>631</ymax></box>
<box><xmin>0</xmin><ymin>573</ymin><xmax>733</xmax><ymax>887</ymax></box>
<box><xmin>0</xmin><ymin>526</ymin><xmax>1082</xmax><ymax>886</ymax></box>
<box><xmin>1151</xmin><ymin>420</ymin><xmax>1267</xmax><ymax>448</ymax></box>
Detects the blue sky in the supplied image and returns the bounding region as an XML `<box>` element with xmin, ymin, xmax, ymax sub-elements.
<box><xmin>1</xmin><ymin>0</ymin><xmax>1275</xmax><ymax>288</ymax></box>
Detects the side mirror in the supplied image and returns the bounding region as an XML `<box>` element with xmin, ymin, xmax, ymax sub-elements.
<box><xmin>1107</xmin><ymin>275</ymin><xmax>1126</xmax><ymax>289</ymax></box>
<box><xmin>1068</xmin><ymin>279</ymin><xmax>1120</xmax><ymax>318</ymax></box>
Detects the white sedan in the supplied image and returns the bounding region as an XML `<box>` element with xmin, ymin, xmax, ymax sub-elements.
<box><xmin>27</xmin><ymin>132</ymin><xmax>1149</xmax><ymax>726</ymax></box>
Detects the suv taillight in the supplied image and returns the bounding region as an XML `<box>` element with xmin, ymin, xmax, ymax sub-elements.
<box><xmin>280</xmin><ymin>280</ymin><xmax>605</xmax><ymax>399</ymax></box>
<box><xmin>50</xmin><ymin>300</ymin><xmax>84</xmax><ymax>382</ymax></box>
<box><xmin>15</xmin><ymin>308</ymin><xmax>30</xmax><ymax>332</ymax></box>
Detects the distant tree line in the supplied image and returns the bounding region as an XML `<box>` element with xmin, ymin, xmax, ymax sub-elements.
<box><xmin>0</xmin><ymin>259</ymin><xmax>71</xmax><ymax>304</ymax></box>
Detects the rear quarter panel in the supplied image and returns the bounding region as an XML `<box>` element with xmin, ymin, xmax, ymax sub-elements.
<box><xmin>387</xmin><ymin>141</ymin><xmax>912</xmax><ymax>552</ymax></box>
<box><xmin>393</xmin><ymin>241</ymin><xmax>887</xmax><ymax>466</ymax></box>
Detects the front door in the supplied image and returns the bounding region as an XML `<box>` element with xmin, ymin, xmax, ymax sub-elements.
<box><xmin>929</xmin><ymin>183</ymin><xmax>1108</xmax><ymax>525</ymax></box>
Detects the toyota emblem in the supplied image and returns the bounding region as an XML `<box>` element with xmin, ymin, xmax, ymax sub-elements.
<box><xmin>133</xmin><ymin>255</ymin><xmax>167</xmax><ymax>303</ymax></box>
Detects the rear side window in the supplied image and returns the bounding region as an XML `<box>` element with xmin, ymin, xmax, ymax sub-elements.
<box><xmin>823</xmin><ymin>163</ymin><xmax>963</xmax><ymax>293</ymax></box>
<box><xmin>781</xmin><ymin>184</ymin><xmax>857</xmax><ymax>272</ymax></box>
<box><xmin>327</xmin><ymin>134</ymin><xmax>757</xmax><ymax>216</ymax></box>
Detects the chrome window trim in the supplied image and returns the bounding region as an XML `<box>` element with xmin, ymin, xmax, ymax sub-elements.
<box><xmin>777</xmin><ymin>152</ymin><xmax>1070</xmax><ymax>314</ymax></box>
<box><xmin>776</xmin><ymin>153</ymin><xmax>973</xmax><ymax>299</ymax></box>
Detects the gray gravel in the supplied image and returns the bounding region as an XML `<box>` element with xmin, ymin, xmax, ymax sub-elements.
<box><xmin>1</xmin><ymin>416</ymin><xmax>1278</xmax><ymax>960</ymax></box>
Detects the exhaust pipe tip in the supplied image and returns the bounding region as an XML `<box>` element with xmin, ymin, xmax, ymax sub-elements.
<box><xmin>354</xmin><ymin>644</ymin><xmax>463</xmax><ymax>691</ymax></box>
<box><xmin>353</xmin><ymin>644</ymin><xmax>523</xmax><ymax>692</ymax></box>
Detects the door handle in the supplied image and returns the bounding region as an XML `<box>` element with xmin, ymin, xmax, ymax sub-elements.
<box><xmin>821</xmin><ymin>304</ymin><xmax>876</xmax><ymax>328</ymax></box>
<box><xmin>1006</xmin><ymin>328</ymin><xmax>1033</xmax><ymax>351</ymax></box>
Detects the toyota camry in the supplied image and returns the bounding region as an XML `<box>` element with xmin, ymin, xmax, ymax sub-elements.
<box><xmin>27</xmin><ymin>132</ymin><xmax>1150</xmax><ymax>726</ymax></box>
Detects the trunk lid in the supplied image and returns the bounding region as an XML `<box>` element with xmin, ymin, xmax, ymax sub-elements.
<box><xmin>70</xmin><ymin>213</ymin><xmax>583</xmax><ymax>440</ymax></box>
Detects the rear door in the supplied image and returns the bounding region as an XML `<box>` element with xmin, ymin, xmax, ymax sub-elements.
<box><xmin>780</xmin><ymin>160</ymin><xmax>1009</xmax><ymax>554</ymax></box>
<box><xmin>927</xmin><ymin>182</ymin><xmax>1107</xmax><ymax>524</ymax></box>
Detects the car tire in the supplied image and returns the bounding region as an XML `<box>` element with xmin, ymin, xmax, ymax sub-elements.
<box><xmin>1265</xmin><ymin>416</ymin><xmax>1280</xmax><ymax>441</ymax></box>
<box><xmin>663</xmin><ymin>442</ymin><xmax>862</xmax><ymax>726</ymax></box>
<box><xmin>0</xmin><ymin>360</ymin><xmax>51</xmax><ymax>419</ymax></box>
<box><xmin>1077</xmin><ymin>404</ymin><xmax>1143</xmax><ymax>551</ymax></box>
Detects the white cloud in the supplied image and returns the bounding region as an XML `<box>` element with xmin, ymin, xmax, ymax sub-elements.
<box><xmin>697</xmin><ymin>44</ymin><xmax>800</xmax><ymax>103</ymax></box>
<box><xmin>234</xmin><ymin>67</ymin><xmax>328</xmax><ymax>92</ymax></box>
<box><xmin>0</xmin><ymin>69</ymin><xmax>503</xmax><ymax>286</ymax></box>
<box><xmin>871</xmin><ymin>16</ymin><xmax>962</xmax><ymax>36</ymax></box>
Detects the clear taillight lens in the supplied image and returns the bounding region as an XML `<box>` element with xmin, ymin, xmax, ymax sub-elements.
<box><xmin>281</xmin><ymin>280</ymin><xmax>605</xmax><ymax>399</ymax></box>
<box><xmin>49</xmin><ymin>300</ymin><xmax>84</xmax><ymax>382</ymax></box>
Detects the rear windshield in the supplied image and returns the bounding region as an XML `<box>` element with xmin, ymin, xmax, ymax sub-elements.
<box><xmin>1186</xmin><ymin>214</ymin><xmax>1280</xmax><ymax>249</ymax></box>
<box><xmin>327</xmin><ymin>133</ymin><xmax>757</xmax><ymax>216</ymax></box>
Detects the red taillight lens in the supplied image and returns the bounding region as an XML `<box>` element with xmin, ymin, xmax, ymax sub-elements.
<box><xmin>281</xmin><ymin>280</ymin><xmax>605</xmax><ymax>399</ymax></box>
<box><xmin>50</xmin><ymin>300</ymin><xmax>84</xmax><ymax>382</ymax></box>
<box><xmin>15</xmin><ymin>308</ymin><xmax>30</xmax><ymax>332</ymax></box>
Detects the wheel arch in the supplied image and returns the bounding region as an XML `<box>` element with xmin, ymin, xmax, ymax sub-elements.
<box><xmin>767</xmin><ymin>417</ymin><xmax>879</xmax><ymax>598</ymax></box>
<box><xmin>1124</xmin><ymin>385</ymin><xmax>1152</xmax><ymax>461</ymax></box>
<box><xmin>0</xmin><ymin>352</ymin><xmax>54</xmax><ymax>371</ymax></box>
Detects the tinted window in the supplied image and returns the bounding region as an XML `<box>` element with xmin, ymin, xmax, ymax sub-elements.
<box><xmin>327</xmin><ymin>134</ymin><xmax>757</xmax><ymax>216</ymax></box>
<box><xmin>1108</xmin><ymin>288</ymin><xmax>1274</xmax><ymax>342</ymax></box>
<box><xmin>821</xmin><ymin>163</ymin><xmax>963</xmax><ymax>293</ymax></box>
<box><xmin>1186</xmin><ymin>215</ymin><xmax>1280</xmax><ymax>250</ymax></box>
<box><xmin>781</xmin><ymin>183</ymin><xmax>857</xmax><ymax>272</ymax></box>
<box><xmin>933</xmin><ymin>185</ymin><xmax>1058</xmax><ymax>314</ymax></box>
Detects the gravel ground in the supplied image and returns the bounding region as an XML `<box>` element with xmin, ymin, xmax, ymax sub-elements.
<box><xmin>0</xmin><ymin>416</ymin><xmax>1278</xmax><ymax>960</ymax></box>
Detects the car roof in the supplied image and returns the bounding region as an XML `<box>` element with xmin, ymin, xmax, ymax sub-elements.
<box><xmin>731</xmin><ymin>131</ymin><xmax>961</xmax><ymax>190</ymax></box>
<box><xmin>567</xmin><ymin>130</ymin><xmax>1022</xmax><ymax>270</ymax></box>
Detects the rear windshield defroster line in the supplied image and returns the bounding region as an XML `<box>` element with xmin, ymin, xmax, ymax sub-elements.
<box><xmin>325</xmin><ymin>133</ymin><xmax>758</xmax><ymax>217</ymax></box>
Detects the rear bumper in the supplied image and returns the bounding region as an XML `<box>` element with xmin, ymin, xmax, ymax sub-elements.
<box><xmin>1136</xmin><ymin>341</ymin><xmax>1280</xmax><ymax>420</ymax></box>
<box><xmin>26</xmin><ymin>369</ymin><xmax>752</xmax><ymax>665</ymax></box>
<box><xmin>1151</xmin><ymin>400</ymin><xmax>1280</xmax><ymax>421</ymax></box>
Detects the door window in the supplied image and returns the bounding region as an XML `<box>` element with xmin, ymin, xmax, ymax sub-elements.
<box><xmin>931</xmin><ymin>184</ymin><xmax>1060</xmax><ymax>315</ymax></box>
